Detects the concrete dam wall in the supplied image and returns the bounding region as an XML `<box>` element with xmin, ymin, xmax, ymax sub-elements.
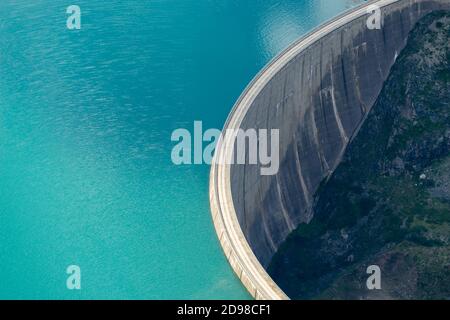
<box><xmin>210</xmin><ymin>0</ymin><xmax>450</xmax><ymax>300</ymax></box>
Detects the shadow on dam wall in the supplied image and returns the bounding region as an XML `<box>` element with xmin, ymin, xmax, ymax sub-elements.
<box><xmin>210</xmin><ymin>0</ymin><xmax>450</xmax><ymax>299</ymax></box>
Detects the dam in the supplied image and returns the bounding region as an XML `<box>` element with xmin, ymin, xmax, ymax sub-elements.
<box><xmin>210</xmin><ymin>0</ymin><xmax>450</xmax><ymax>300</ymax></box>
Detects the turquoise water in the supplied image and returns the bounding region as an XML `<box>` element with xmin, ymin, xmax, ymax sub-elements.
<box><xmin>0</xmin><ymin>0</ymin><xmax>363</xmax><ymax>299</ymax></box>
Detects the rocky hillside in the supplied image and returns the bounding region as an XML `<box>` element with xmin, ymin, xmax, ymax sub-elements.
<box><xmin>268</xmin><ymin>11</ymin><xmax>450</xmax><ymax>300</ymax></box>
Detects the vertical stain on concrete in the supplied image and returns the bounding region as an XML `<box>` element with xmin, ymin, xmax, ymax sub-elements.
<box><xmin>330</xmin><ymin>63</ymin><xmax>349</xmax><ymax>145</ymax></box>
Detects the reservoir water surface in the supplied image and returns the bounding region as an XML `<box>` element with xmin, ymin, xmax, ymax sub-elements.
<box><xmin>0</xmin><ymin>0</ymin><xmax>363</xmax><ymax>299</ymax></box>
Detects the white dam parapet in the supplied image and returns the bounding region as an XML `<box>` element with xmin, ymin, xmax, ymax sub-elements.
<box><xmin>210</xmin><ymin>0</ymin><xmax>450</xmax><ymax>300</ymax></box>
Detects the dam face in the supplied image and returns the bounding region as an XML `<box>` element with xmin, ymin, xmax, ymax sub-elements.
<box><xmin>210</xmin><ymin>0</ymin><xmax>450</xmax><ymax>299</ymax></box>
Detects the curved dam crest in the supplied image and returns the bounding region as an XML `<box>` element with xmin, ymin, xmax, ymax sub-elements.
<box><xmin>210</xmin><ymin>0</ymin><xmax>450</xmax><ymax>300</ymax></box>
